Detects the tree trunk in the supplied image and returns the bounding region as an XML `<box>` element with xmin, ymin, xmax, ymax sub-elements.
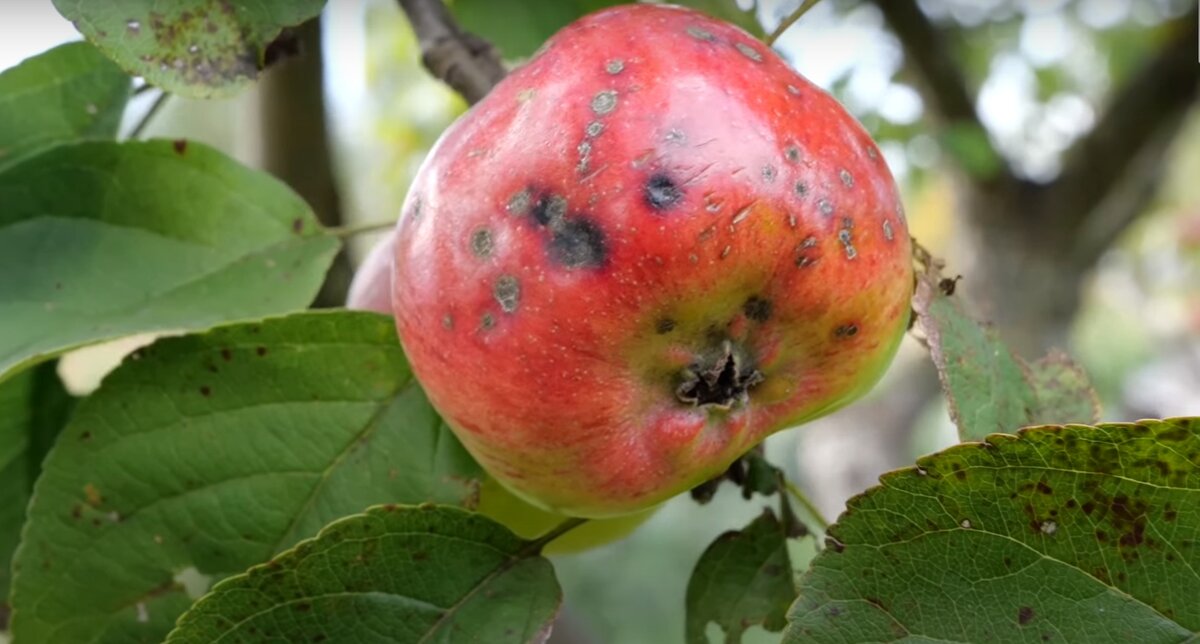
<box><xmin>258</xmin><ymin>17</ymin><xmax>353</xmax><ymax>308</ymax></box>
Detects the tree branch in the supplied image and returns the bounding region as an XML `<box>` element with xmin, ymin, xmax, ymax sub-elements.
<box><xmin>396</xmin><ymin>0</ymin><xmax>507</xmax><ymax>104</ymax></box>
<box><xmin>1053</xmin><ymin>7</ymin><xmax>1200</xmax><ymax>261</ymax></box>
<box><xmin>871</xmin><ymin>0</ymin><xmax>1010</xmax><ymax>184</ymax></box>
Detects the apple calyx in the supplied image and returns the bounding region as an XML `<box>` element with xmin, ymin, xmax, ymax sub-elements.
<box><xmin>675</xmin><ymin>340</ymin><xmax>764</xmax><ymax>410</ymax></box>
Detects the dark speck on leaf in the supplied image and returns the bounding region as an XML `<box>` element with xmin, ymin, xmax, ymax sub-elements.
<box><xmin>645</xmin><ymin>173</ymin><xmax>683</xmax><ymax>210</ymax></box>
<box><xmin>199</xmin><ymin>386</ymin><xmax>211</xmax><ymax>397</ymax></box>
<box><xmin>1018</xmin><ymin>606</ymin><xmax>1035</xmax><ymax>626</ymax></box>
<box><xmin>256</xmin><ymin>346</ymin><xmax>267</xmax><ymax>357</ymax></box>
<box><xmin>172</xmin><ymin>139</ymin><xmax>187</xmax><ymax>154</ymax></box>
<box><xmin>291</xmin><ymin>218</ymin><xmax>303</xmax><ymax>233</ymax></box>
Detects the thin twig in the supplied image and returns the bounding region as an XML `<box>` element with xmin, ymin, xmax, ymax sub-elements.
<box><xmin>395</xmin><ymin>0</ymin><xmax>507</xmax><ymax>104</ymax></box>
<box><xmin>326</xmin><ymin>219</ymin><xmax>397</xmax><ymax>238</ymax></box>
<box><xmin>766</xmin><ymin>0</ymin><xmax>823</xmax><ymax>46</ymax></box>
<box><xmin>127</xmin><ymin>90</ymin><xmax>170</xmax><ymax>139</ymax></box>
<box><xmin>529</xmin><ymin>517</ymin><xmax>589</xmax><ymax>553</ymax></box>
<box><xmin>783</xmin><ymin>478</ymin><xmax>830</xmax><ymax>532</ymax></box>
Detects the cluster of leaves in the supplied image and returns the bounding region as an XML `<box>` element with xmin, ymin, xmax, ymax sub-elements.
<box><xmin>0</xmin><ymin>1</ymin><xmax>1196</xmax><ymax>643</ymax></box>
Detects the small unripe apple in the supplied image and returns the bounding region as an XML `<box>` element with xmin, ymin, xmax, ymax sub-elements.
<box><xmin>393</xmin><ymin>5</ymin><xmax>913</xmax><ymax>517</ymax></box>
<box><xmin>348</xmin><ymin>232</ymin><xmax>655</xmax><ymax>550</ymax></box>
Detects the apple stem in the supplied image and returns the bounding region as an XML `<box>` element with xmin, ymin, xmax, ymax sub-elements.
<box><xmin>530</xmin><ymin>517</ymin><xmax>590</xmax><ymax>553</ymax></box>
<box><xmin>782</xmin><ymin>478</ymin><xmax>830</xmax><ymax>533</ymax></box>
<box><xmin>326</xmin><ymin>220</ymin><xmax>397</xmax><ymax>238</ymax></box>
<box><xmin>765</xmin><ymin>0</ymin><xmax>825</xmax><ymax>47</ymax></box>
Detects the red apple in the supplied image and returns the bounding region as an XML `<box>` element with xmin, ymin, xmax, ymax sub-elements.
<box><xmin>392</xmin><ymin>5</ymin><xmax>913</xmax><ymax>517</ymax></box>
<box><xmin>348</xmin><ymin>232</ymin><xmax>657</xmax><ymax>550</ymax></box>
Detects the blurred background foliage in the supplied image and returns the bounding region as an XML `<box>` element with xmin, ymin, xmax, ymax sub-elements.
<box><xmin>2</xmin><ymin>0</ymin><xmax>1198</xmax><ymax>642</ymax></box>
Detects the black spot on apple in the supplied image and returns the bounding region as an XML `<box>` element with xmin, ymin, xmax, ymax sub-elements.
<box><xmin>656</xmin><ymin>318</ymin><xmax>677</xmax><ymax>334</ymax></box>
<box><xmin>549</xmin><ymin>217</ymin><xmax>607</xmax><ymax>268</ymax></box>
<box><xmin>743</xmin><ymin>296</ymin><xmax>772</xmax><ymax>322</ymax></box>
<box><xmin>645</xmin><ymin>173</ymin><xmax>683</xmax><ymax>210</ymax></box>
<box><xmin>835</xmin><ymin>323</ymin><xmax>858</xmax><ymax>338</ymax></box>
<box><xmin>532</xmin><ymin>193</ymin><xmax>568</xmax><ymax>226</ymax></box>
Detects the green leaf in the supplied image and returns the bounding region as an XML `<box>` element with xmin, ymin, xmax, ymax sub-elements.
<box><xmin>0</xmin><ymin>42</ymin><xmax>130</xmax><ymax>170</ymax></box>
<box><xmin>166</xmin><ymin>505</ymin><xmax>561</xmax><ymax>644</ymax></box>
<box><xmin>784</xmin><ymin>418</ymin><xmax>1200</xmax><ymax>643</ymax></box>
<box><xmin>914</xmin><ymin>264</ymin><xmax>1100</xmax><ymax>441</ymax></box>
<box><xmin>52</xmin><ymin>0</ymin><xmax>327</xmax><ymax>98</ymax></box>
<box><xmin>1026</xmin><ymin>350</ymin><xmax>1101</xmax><ymax>426</ymax></box>
<box><xmin>451</xmin><ymin>0</ymin><xmax>762</xmax><ymax>60</ymax></box>
<box><xmin>686</xmin><ymin>508</ymin><xmax>796</xmax><ymax>644</ymax></box>
<box><xmin>0</xmin><ymin>362</ymin><xmax>74</xmax><ymax>601</ymax></box>
<box><xmin>0</xmin><ymin>140</ymin><xmax>339</xmax><ymax>383</ymax></box>
<box><xmin>9</xmin><ymin>311</ymin><xmax>483</xmax><ymax>644</ymax></box>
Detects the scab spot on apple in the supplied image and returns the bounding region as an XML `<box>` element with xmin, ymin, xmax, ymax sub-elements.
<box><xmin>835</xmin><ymin>323</ymin><xmax>859</xmax><ymax>338</ymax></box>
<box><xmin>785</xmin><ymin>146</ymin><xmax>801</xmax><ymax>164</ymax></box>
<box><xmin>655</xmin><ymin>318</ymin><xmax>677</xmax><ymax>334</ymax></box>
<box><xmin>743</xmin><ymin>296</ymin><xmax>772</xmax><ymax>322</ymax></box>
<box><xmin>818</xmin><ymin>199</ymin><xmax>834</xmax><ymax>217</ymax></box>
<box><xmin>794</xmin><ymin>181</ymin><xmax>809</xmax><ymax>198</ymax></box>
<box><xmin>761</xmin><ymin>165</ymin><xmax>777</xmax><ymax>183</ymax></box>
<box><xmin>480</xmin><ymin>312</ymin><xmax>495</xmax><ymax>331</ymax></box>
<box><xmin>586</xmin><ymin>121</ymin><xmax>605</xmax><ymax>137</ymax></box>
<box><xmin>591</xmin><ymin>90</ymin><xmax>618</xmax><ymax>116</ymax></box>
<box><xmin>605</xmin><ymin>59</ymin><xmax>624</xmax><ymax>75</ymax></box>
<box><xmin>883</xmin><ymin>219</ymin><xmax>895</xmax><ymax>242</ymax></box>
<box><xmin>493</xmin><ymin>275</ymin><xmax>521</xmax><ymax>313</ymax></box>
<box><xmin>735</xmin><ymin>42</ymin><xmax>762</xmax><ymax>62</ymax></box>
<box><xmin>470</xmin><ymin>228</ymin><xmax>494</xmax><ymax>258</ymax></box>
<box><xmin>686</xmin><ymin>25</ymin><xmax>715</xmax><ymax>41</ymax></box>
<box><xmin>838</xmin><ymin>217</ymin><xmax>857</xmax><ymax>260</ymax></box>
<box><xmin>442</xmin><ymin>314</ymin><xmax>454</xmax><ymax>330</ymax></box>
<box><xmin>645</xmin><ymin>173</ymin><xmax>683</xmax><ymax>210</ymax></box>
<box><xmin>507</xmin><ymin>189</ymin><xmax>532</xmax><ymax>215</ymax></box>
<box><xmin>549</xmin><ymin>218</ymin><xmax>607</xmax><ymax>268</ymax></box>
<box><xmin>839</xmin><ymin>169</ymin><xmax>854</xmax><ymax>188</ymax></box>
<box><xmin>532</xmin><ymin>193</ymin><xmax>568</xmax><ymax>226</ymax></box>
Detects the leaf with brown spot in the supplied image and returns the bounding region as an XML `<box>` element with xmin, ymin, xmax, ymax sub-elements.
<box><xmin>9</xmin><ymin>312</ymin><xmax>483</xmax><ymax>643</ymax></box>
<box><xmin>166</xmin><ymin>505</ymin><xmax>561</xmax><ymax>644</ymax></box>
<box><xmin>914</xmin><ymin>261</ymin><xmax>1101</xmax><ymax>440</ymax></box>
<box><xmin>52</xmin><ymin>0</ymin><xmax>325</xmax><ymax>98</ymax></box>
<box><xmin>784</xmin><ymin>418</ymin><xmax>1200</xmax><ymax>643</ymax></box>
<box><xmin>1026</xmin><ymin>350</ymin><xmax>1101</xmax><ymax>426</ymax></box>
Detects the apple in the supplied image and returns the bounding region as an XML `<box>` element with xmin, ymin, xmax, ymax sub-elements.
<box><xmin>348</xmin><ymin>231</ymin><xmax>655</xmax><ymax>550</ymax></box>
<box><xmin>392</xmin><ymin>5</ymin><xmax>913</xmax><ymax>517</ymax></box>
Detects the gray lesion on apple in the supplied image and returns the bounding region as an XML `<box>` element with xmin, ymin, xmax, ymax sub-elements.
<box><xmin>675</xmin><ymin>340</ymin><xmax>764</xmax><ymax>410</ymax></box>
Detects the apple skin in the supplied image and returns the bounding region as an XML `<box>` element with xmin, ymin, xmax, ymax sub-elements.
<box><xmin>392</xmin><ymin>5</ymin><xmax>913</xmax><ymax>517</ymax></box>
<box><xmin>347</xmin><ymin>232</ymin><xmax>655</xmax><ymax>551</ymax></box>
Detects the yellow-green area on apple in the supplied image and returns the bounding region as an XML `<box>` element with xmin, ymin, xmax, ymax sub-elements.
<box><xmin>476</xmin><ymin>477</ymin><xmax>657</xmax><ymax>555</ymax></box>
